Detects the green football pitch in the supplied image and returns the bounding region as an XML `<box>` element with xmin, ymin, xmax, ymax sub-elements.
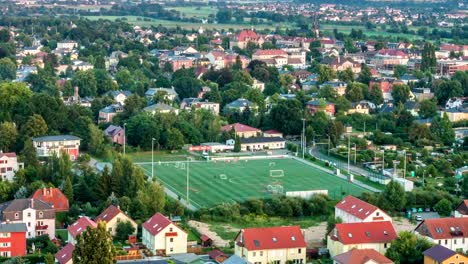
<box><xmin>136</xmin><ymin>158</ymin><xmax>370</xmax><ymax>209</ymax></box>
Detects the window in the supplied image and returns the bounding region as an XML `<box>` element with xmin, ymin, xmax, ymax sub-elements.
<box><xmin>376</xmin><ymin>212</ymin><xmax>380</xmax><ymax>216</ymax></box>
<box><xmin>260</xmin><ymin>251</ymin><xmax>263</xmax><ymax>257</ymax></box>
<box><xmin>170</xmin><ymin>248</ymin><xmax>173</xmax><ymax>252</ymax></box>
<box><xmin>298</xmin><ymin>249</ymin><xmax>302</xmax><ymax>254</ymax></box>
<box><xmin>445</xmin><ymin>240</ymin><xmax>448</xmax><ymax>245</ymax></box>
<box><xmin>39</xmin><ymin>211</ymin><xmax>43</xmax><ymax>218</ymax></box>
<box><xmin>455</xmin><ymin>239</ymin><xmax>457</xmax><ymax>245</ymax></box>
<box><xmin>0</xmin><ymin>243</ymin><xmax>10</xmax><ymax>248</ymax></box>
<box><xmin>170</xmin><ymin>238</ymin><xmax>173</xmax><ymax>242</ymax></box>
<box><xmin>254</xmin><ymin>262</ymin><xmax>261</xmax><ymax>264</ymax></box>
<box><xmin>384</xmin><ymin>243</ymin><xmax>388</xmax><ymax>248</ymax></box>
<box><xmin>1</xmin><ymin>252</ymin><xmax>9</xmax><ymax>257</ymax></box>
<box><xmin>0</xmin><ymin>233</ymin><xmax>10</xmax><ymax>238</ymax></box>
<box><xmin>273</xmin><ymin>261</ymin><xmax>280</xmax><ymax>264</ymax></box>
<box><xmin>253</xmin><ymin>252</ymin><xmax>256</xmax><ymax>257</ymax></box>
<box><xmin>170</xmin><ymin>228</ymin><xmax>173</xmax><ymax>232</ymax></box>
<box><xmin>117</xmin><ymin>218</ymin><xmax>121</xmax><ymax>223</ymax></box>
<box><xmin>27</xmin><ymin>212</ymin><xmax>31</xmax><ymax>217</ymax></box>
<box><xmin>108</xmin><ymin>228</ymin><xmax>112</xmax><ymax>232</ymax></box>
<box><xmin>439</xmin><ymin>240</ymin><xmax>441</xmax><ymax>245</ymax></box>
<box><xmin>28</xmin><ymin>222</ymin><xmax>31</xmax><ymax>227</ymax></box>
<box><xmin>6</xmin><ymin>167</ymin><xmax>11</xmax><ymax>171</ymax></box>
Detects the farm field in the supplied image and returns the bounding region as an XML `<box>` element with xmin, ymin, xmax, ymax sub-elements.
<box><xmin>168</xmin><ymin>6</ymin><xmax>218</xmax><ymax>18</ymax></box>
<box><xmin>84</xmin><ymin>16</ymin><xmax>294</xmax><ymax>31</ymax></box>
<box><xmin>136</xmin><ymin>157</ymin><xmax>369</xmax><ymax>209</ymax></box>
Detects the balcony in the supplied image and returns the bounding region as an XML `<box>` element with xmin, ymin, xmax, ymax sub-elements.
<box><xmin>36</xmin><ymin>225</ymin><xmax>48</xmax><ymax>230</ymax></box>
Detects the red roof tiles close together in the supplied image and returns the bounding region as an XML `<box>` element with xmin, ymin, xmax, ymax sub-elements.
<box><xmin>95</xmin><ymin>205</ymin><xmax>122</xmax><ymax>223</ymax></box>
<box><xmin>221</xmin><ymin>123</ymin><xmax>260</xmax><ymax>133</ymax></box>
<box><xmin>142</xmin><ymin>212</ymin><xmax>185</xmax><ymax>237</ymax></box>
<box><xmin>333</xmin><ymin>248</ymin><xmax>394</xmax><ymax>264</ymax></box>
<box><xmin>415</xmin><ymin>218</ymin><xmax>468</xmax><ymax>240</ymax></box>
<box><xmin>67</xmin><ymin>217</ymin><xmax>97</xmax><ymax>239</ymax></box>
<box><xmin>236</xmin><ymin>226</ymin><xmax>306</xmax><ymax>251</ymax></box>
<box><xmin>330</xmin><ymin>221</ymin><xmax>397</xmax><ymax>245</ymax></box>
<box><xmin>335</xmin><ymin>195</ymin><xmax>382</xmax><ymax>220</ymax></box>
<box><xmin>32</xmin><ymin>188</ymin><xmax>69</xmax><ymax>212</ymax></box>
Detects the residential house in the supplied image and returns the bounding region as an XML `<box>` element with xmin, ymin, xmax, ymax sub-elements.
<box><xmin>55</xmin><ymin>243</ymin><xmax>74</xmax><ymax>264</ymax></box>
<box><xmin>423</xmin><ymin>245</ymin><xmax>468</xmax><ymax>264</ymax></box>
<box><xmin>16</xmin><ymin>65</ymin><xmax>37</xmax><ymax>82</ymax></box>
<box><xmin>436</xmin><ymin>59</ymin><xmax>468</xmax><ymax>76</ymax></box>
<box><xmin>0</xmin><ymin>223</ymin><xmax>27</xmax><ymax>257</ymax></box>
<box><xmin>145</xmin><ymin>88</ymin><xmax>178</xmax><ymax>102</ymax></box>
<box><xmin>108</xmin><ymin>90</ymin><xmax>132</xmax><ymax>105</ymax></box>
<box><xmin>0</xmin><ymin>152</ymin><xmax>24</xmax><ymax>182</ymax></box>
<box><xmin>253</xmin><ymin>79</ymin><xmax>265</xmax><ymax>92</ymax></box>
<box><xmin>95</xmin><ymin>205</ymin><xmax>137</xmax><ymax>237</ymax></box>
<box><xmin>98</xmin><ymin>104</ymin><xmax>124</xmax><ymax>123</ymax></box>
<box><xmin>172</xmin><ymin>46</ymin><xmax>198</xmax><ymax>56</ymax></box>
<box><xmin>209</xmin><ymin>249</ymin><xmax>228</xmax><ymax>263</ymax></box>
<box><xmin>67</xmin><ymin>217</ymin><xmax>97</xmax><ymax>245</ymax></box>
<box><xmin>263</xmin><ymin>130</ymin><xmax>283</xmax><ymax>138</ymax></box>
<box><xmin>57</xmin><ymin>40</ymin><xmax>78</xmax><ymax>51</ymax></box>
<box><xmin>327</xmin><ymin>221</ymin><xmax>397</xmax><ymax>257</ymax></box>
<box><xmin>441</xmin><ymin>107</ymin><xmax>468</xmax><ymax>122</ymax></box>
<box><xmin>193</xmin><ymin>101</ymin><xmax>220</xmax><ymax>115</ymax></box>
<box><xmin>0</xmin><ymin>198</ymin><xmax>55</xmax><ymax>239</ymax></box>
<box><xmin>166</xmin><ymin>56</ymin><xmax>193</xmax><ymax>72</ymax></box>
<box><xmin>206</xmin><ymin>51</ymin><xmax>248</xmax><ymax>69</ymax></box>
<box><xmin>321</xmin><ymin>56</ymin><xmax>361</xmax><ymax>73</ymax></box>
<box><xmin>252</xmin><ymin>49</ymin><xmax>306</xmax><ymax>68</ymax></box>
<box><xmin>221</xmin><ymin>123</ymin><xmax>261</xmax><ymax>138</ymax></box>
<box><xmin>142</xmin><ymin>212</ymin><xmax>188</xmax><ymax>255</ymax></box>
<box><xmin>225</xmin><ymin>99</ymin><xmax>257</xmax><ymax>113</ymax></box>
<box><xmin>335</xmin><ymin>195</ymin><xmax>392</xmax><ymax>224</ymax></box>
<box><xmin>405</xmin><ymin>101</ymin><xmax>420</xmax><ymax>116</ymax></box>
<box><xmin>306</xmin><ymin>99</ymin><xmax>336</xmax><ymax>116</ymax></box>
<box><xmin>369</xmin><ymin>77</ymin><xmax>405</xmax><ymax>102</ymax></box>
<box><xmin>32</xmin><ymin>135</ymin><xmax>81</xmax><ymax>160</ymax></box>
<box><xmin>332</xmin><ymin>249</ymin><xmax>394</xmax><ymax>264</ymax></box>
<box><xmin>371</xmin><ymin>49</ymin><xmax>409</xmax><ymax>68</ymax></box>
<box><xmin>230</xmin><ymin>30</ymin><xmax>264</xmax><ymax>49</ymax></box>
<box><xmin>71</xmin><ymin>60</ymin><xmax>93</xmax><ymax>71</ymax></box>
<box><xmin>240</xmin><ymin>137</ymin><xmax>286</xmax><ymax>151</ymax></box>
<box><xmin>454</xmin><ymin>200</ymin><xmax>468</xmax><ymax>218</ymax></box>
<box><xmin>234</xmin><ymin>226</ymin><xmax>306</xmax><ymax>264</ymax></box>
<box><xmin>412</xmin><ymin>88</ymin><xmax>434</xmax><ymax>102</ymax></box>
<box><xmin>347</xmin><ymin>101</ymin><xmax>373</xmax><ymax>115</ymax></box>
<box><xmin>144</xmin><ymin>103</ymin><xmax>179</xmax><ymax>115</ymax></box>
<box><xmin>319</xmin><ymin>81</ymin><xmax>347</xmax><ymax>96</ymax></box>
<box><xmin>104</xmin><ymin>125</ymin><xmax>125</xmax><ymax>145</ymax></box>
<box><xmin>31</xmin><ymin>188</ymin><xmax>69</xmax><ymax>212</ymax></box>
<box><xmin>414</xmin><ymin>218</ymin><xmax>468</xmax><ymax>252</ymax></box>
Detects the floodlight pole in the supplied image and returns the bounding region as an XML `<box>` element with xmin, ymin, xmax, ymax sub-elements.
<box><xmin>382</xmin><ymin>149</ymin><xmax>385</xmax><ymax>177</ymax></box>
<box><xmin>347</xmin><ymin>134</ymin><xmax>350</xmax><ymax>174</ymax></box>
<box><xmin>302</xmin><ymin>118</ymin><xmax>306</xmax><ymax>159</ymax></box>
<box><xmin>186</xmin><ymin>157</ymin><xmax>190</xmax><ymax>207</ymax></box>
<box><xmin>403</xmin><ymin>150</ymin><xmax>407</xmax><ymax>179</ymax></box>
<box><xmin>123</xmin><ymin>123</ymin><xmax>127</xmax><ymax>156</ymax></box>
<box><xmin>151</xmin><ymin>138</ymin><xmax>155</xmax><ymax>179</ymax></box>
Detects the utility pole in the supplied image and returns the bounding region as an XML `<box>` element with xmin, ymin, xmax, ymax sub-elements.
<box><xmin>123</xmin><ymin>123</ymin><xmax>127</xmax><ymax>156</ymax></box>
<box><xmin>403</xmin><ymin>150</ymin><xmax>407</xmax><ymax>179</ymax></box>
<box><xmin>382</xmin><ymin>149</ymin><xmax>385</xmax><ymax>177</ymax></box>
<box><xmin>363</xmin><ymin>121</ymin><xmax>366</xmax><ymax>133</ymax></box>
<box><xmin>354</xmin><ymin>143</ymin><xmax>357</xmax><ymax>164</ymax></box>
<box><xmin>328</xmin><ymin>135</ymin><xmax>330</xmax><ymax>156</ymax></box>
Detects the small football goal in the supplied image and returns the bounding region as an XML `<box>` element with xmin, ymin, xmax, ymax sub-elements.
<box><xmin>267</xmin><ymin>184</ymin><xmax>284</xmax><ymax>194</ymax></box>
<box><xmin>219</xmin><ymin>174</ymin><xmax>227</xmax><ymax>180</ymax></box>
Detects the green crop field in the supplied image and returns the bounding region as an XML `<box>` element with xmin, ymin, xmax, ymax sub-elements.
<box><xmin>168</xmin><ymin>6</ymin><xmax>218</xmax><ymax>18</ymax></box>
<box><xmin>136</xmin><ymin>158</ymin><xmax>369</xmax><ymax>209</ymax></box>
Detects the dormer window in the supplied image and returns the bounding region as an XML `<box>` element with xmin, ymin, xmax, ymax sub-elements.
<box><xmin>14</xmin><ymin>213</ymin><xmax>19</xmax><ymax>219</ymax></box>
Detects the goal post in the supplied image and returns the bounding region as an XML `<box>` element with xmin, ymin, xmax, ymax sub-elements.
<box><xmin>270</xmin><ymin>170</ymin><xmax>284</xmax><ymax>178</ymax></box>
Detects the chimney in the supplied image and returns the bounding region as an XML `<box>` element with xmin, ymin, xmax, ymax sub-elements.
<box><xmin>43</xmin><ymin>188</ymin><xmax>46</xmax><ymax>195</ymax></box>
<box><xmin>30</xmin><ymin>199</ymin><xmax>34</xmax><ymax>208</ymax></box>
<box><xmin>74</xmin><ymin>86</ymin><xmax>79</xmax><ymax>99</ymax></box>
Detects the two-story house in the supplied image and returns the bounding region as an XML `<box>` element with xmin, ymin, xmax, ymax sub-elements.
<box><xmin>0</xmin><ymin>223</ymin><xmax>27</xmax><ymax>257</ymax></box>
<box><xmin>414</xmin><ymin>218</ymin><xmax>468</xmax><ymax>252</ymax></box>
<box><xmin>221</xmin><ymin>123</ymin><xmax>261</xmax><ymax>138</ymax></box>
<box><xmin>142</xmin><ymin>212</ymin><xmax>187</xmax><ymax>255</ymax></box>
<box><xmin>31</xmin><ymin>187</ymin><xmax>69</xmax><ymax>212</ymax></box>
<box><xmin>67</xmin><ymin>217</ymin><xmax>97</xmax><ymax>245</ymax></box>
<box><xmin>423</xmin><ymin>245</ymin><xmax>468</xmax><ymax>264</ymax></box>
<box><xmin>0</xmin><ymin>199</ymin><xmax>55</xmax><ymax>239</ymax></box>
<box><xmin>32</xmin><ymin>135</ymin><xmax>81</xmax><ymax>161</ymax></box>
<box><xmin>55</xmin><ymin>243</ymin><xmax>74</xmax><ymax>264</ymax></box>
<box><xmin>327</xmin><ymin>221</ymin><xmax>397</xmax><ymax>257</ymax></box>
<box><xmin>98</xmin><ymin>104</ymin><xmax>124</xmax><ymax>124</ymax></box>
<box><xmin>107</xmin><ymin>90</ymin><xmax>132</xmax><ymax>105</ymax></box>
<box><xmin>0</xmin><ymin>152</ymin><xmax>24</xmax><ymax>182</ymax></box>
<box><xmin>333</xmin><ymin>248</ymin><xmax>394</xmax><ymax>264</ymax></box>
<box><xmin>95</xmin><ymin>205</ymin><xmax>137</xmax><ymax>237</ymax></box>
<box><xmin>335</xmin><ymin>195</ymin><xmax>392</xmax><ymax>224</ymax></box>
<box><xmin>234</xmin><ymin>226</ymin><xmax>306</xmax><ymax>264</ymax></box>
<box><xmin>104</xmin><ymin>125</ymin><xmax>125</xmax><ymax>145</ymax></box>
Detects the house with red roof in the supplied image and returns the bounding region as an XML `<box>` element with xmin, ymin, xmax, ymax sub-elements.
<box><xmin>221</xmin><ymin>123</ymin><xmax>261</xmax><ymax>138</ymax></box>
<box><xmin>335</xmin><ymin>195</ymin><xmax>392</xmax><ymax>224</ymax></box>
<box><xmin>333</xmin><ymin>248</ymin><xmax>394</xmax><ymax>264</ymax></box>
<box><xmin>55</xmin><ymin>243</ymin><xmax>74</xmax><ymax>264</ymax></box>
<box><xmin>0</xmin><ymin>152</ymin><xmax>24</xmax><ymax>182</ymax></box>
<box><xmin>454</xmin><ymin>200</ymin><xmax>468</xmax><ymax>218</ymax></box>
<box><xmin>263</xmin><ymin>129</ymin><xmax>283</xmax><ymax>138</ymax></box>
<box><xmin>142</xmin><ymin>212</ymin><xmax>187</xmax><ymax>255</ymax></box>
<box><xmin>95</xmin><ymin>205</ymin><xmax>137</xmax><ymax>237</ymax></box>
<box><xmin>67</xmin><ymin>217</ymin><xmax>97</xmax><ymax>245</ymax></box>
<box><xmin>230</xmin><ymin>30</ymin><xmax>264</xmax><ymax>49</ymax></box>
<box><xmin>327</xmin><ymin>221</ymin><xmax>397</xmax><ymax>257</ymax></box>
<box><xmin>31</xmin><ymin>187</ymin><xmax>69</xmax><ymax>212</ymax></box>
<box><xmin>371</xmin><ymin>49</ymin><xmax>409</xmax><ymax>68</ymax></box>
<box><xmin>414</xmin><ymin>217</ymin><xmax>468</xmax><ymax>252</ymax></box>
<box><xmin>234</xmin><ymin>226</ymin><xmax>306</xmax><ymax>264</ymax></box>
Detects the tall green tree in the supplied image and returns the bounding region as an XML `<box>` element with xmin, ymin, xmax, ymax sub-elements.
<box><xmin>357</xmin><ymin>63</ymin><xmax>372</xmax><ymax>85</ymax></box>
<box><xmin>234</xmin><ymin>135</ymin><xmax>241</xmax><ymax>152</ymax></box>
<box><xmin>63</xmin><ymin>175</ymin><xmax>74</xmax><ymax>204</ymax></box>
<box><xmin>420</xmin><ymin>42</ymin><xmax>436</xmax><ymax>73</ymax></box>
<box><xmin>73</xmin><ymin>222</ymin><xmax>116</xmax><ymax>264</ymax></box>
<box><xmin>380</xmin><ymin>180</ymin><xmax>406</xmax><ymax>212</ymax></box>
<box><xmin>0</xmin><ymin>58</ymin><xmax>16</xmax><ymax>80</ymax></box>
<box><xmin>115</xmin><ymin>221</ymin><xmax>136</xmax><ymax>242</ymax></box>
<box><xmin>369</xmin><ymin>84</ymin><xmax>384</xmax><ymax>105</ymax></box>
<box><xmin>21</xmin><ymin>114</ymin><xmax>48</xmax><ymax>139</ymax></box>
<box><xmin>419</xmin><ymin>99</ymin><xmax>438</xmax><ymax>119</ymax></box>
<box><xmin>430</xmin><ymin>113</ymin><xmax>455</xmax><ymax>145</ymax></box>
<box><xmin>0</xmin><ymin>122</ymin><xmax>17</xmax><ymax>152</ymax></box>
<box><xmin>391</xmin><ymin>84</ymin><xmax>411</xmax><ymax>105</ymax></box>
<box><xmin>72</xmin><ymin>70</ymin><xmax>98</xmax><ymax>97</ymax></box>
<box><xmin>434</xmin><ymin>198</ymin><xmax>452</xmax><ymax>217</ymax></box>
<box><xmin>318</xmin><ymin>65</ymin><xmax>336</xmax><ymax>83</ymax></box>
<box><xmin>385</xmin><ymin>231</ymin><xmax>432</xmax><ymax>264</ymax></box>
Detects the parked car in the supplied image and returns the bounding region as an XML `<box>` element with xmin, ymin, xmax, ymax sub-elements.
<box><xmin>415</xmin><ymin>215</ymin><xmax>423</xmax><ymax>221</ymax></box>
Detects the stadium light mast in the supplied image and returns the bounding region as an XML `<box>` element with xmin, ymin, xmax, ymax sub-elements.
<box><xmin>302</xmin><ymin>118</ymin><xmax>306</xmax><ymax>159</ymax></box>
<box><xmin>151</xmin><ymin>138</ymin><xmax>156</xmax><ymax>179</ymax></box>
<box><xmin>123</xmin><ymin>123</ymin><xmax>127</xmax><ymax>156</ymax></box>
<box><xmin>186</xmin><ymin>157</ymin><xmax>190</xmax><ymax>208</ymax></box>
<box><xmin>347</xmin><ymin>134</ymin><xmax>351</xmax><ymax>174</ymax></box>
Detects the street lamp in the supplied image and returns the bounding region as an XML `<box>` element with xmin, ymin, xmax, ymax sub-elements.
<box><xmin>347</xmin><ymin>134</ymin><xmax>351</xmax><ymax>174</ymax></box>
<box><xmin>151</xmin><ymin>138</ymin><xmax>156</xmax><ymax>179</ymax></box>
<box><xmin>123</xmin><ymin>123</ymin><xmax>127</xmax><ymax>156</ymax></box>
<box><xmin>381</xmin><ymin>149</ymin><xmax>385</xmax><ymax>177</ymax></box>
<box><xmin>302</xmin><ymin>118</ymin><xmax>306</xmax><ymax>159</ymax></box>
<box><xmin>186</xmin><ymin>157</ymin><xmax>191</xmax><ymax>207</ymax></box>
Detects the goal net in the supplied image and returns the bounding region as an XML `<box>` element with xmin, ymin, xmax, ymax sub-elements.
<box><xmin>219</xmin><ymin>174</ymin><xmax>227</xmax><ymax>180</ymax></box>
<box><xmin>267</xmin><ymin>184</ymin><xmax>284</xmax><ymax>194</ymax></box>
<box><xmin>270</xmin><ymin>170</ymin><xmax>284</xmax><ymax>178</ymax></box>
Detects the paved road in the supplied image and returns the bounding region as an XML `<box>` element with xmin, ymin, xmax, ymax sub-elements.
<box><xmin>310</xmin><ymin>146</ymin><xmax>376</xmax><ymax>179</ymax></box>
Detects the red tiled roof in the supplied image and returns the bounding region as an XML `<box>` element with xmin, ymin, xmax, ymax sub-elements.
<box><xmin>32</xmin><ymin>188</ymin><xmax>69</xmax><ymax>212</ymax></box>
<box><xmin>95</xmin><ymin>205</ymin><xmax>123</xmax><ymax>223</ymax></box>
<box><xmin>456</xmin><ymin>200</ymin><xmax>468</xmax><ymax>215</ymax></box>
<box><xmin>330</xmin><ymin>221</ymin><xmax>397</xmax><ymax>245</ymax></box>
<box><xmin>208</xmin><ymin>249</ymin><xmax>226</xmax><ymax>259</ymax></box>
<box><xmin>335</xmin><ymin>195</ymin><xmax>385</xmax><ymax>220</ymax></box>
<box><xmin>55</xmin><ymin>243</ymin><xmax>75</xmax><ymax>264</ymax></box>
<box><xmin>221</xmin><ymin>123</ymin><xmax>260</xmax><ymax>133</ymax></box>
<box><xmin>253</xmin><ymin>49</ymin><xmax>288</xmax><ymax>57</ymax></box>
<box><xmin>333</xmin><ymin>248</ymin><xmax>394</xmax><ymax>264</ymax></box>
<box><xmin>440</xmin><ymin>44</ymin><xmax>461</xmax><ymax>52</ymax></box>
<box><xmin>236</xmin><ymin>226</ymin><xmax>306</xmax><ymax>251</ymax></box>
<box><xmin>415</xmin><ymin>218</ymin><xmax>468</xmax><ymax>240</ymax></box>
<box><xmin>237</xmin><ymin>30</ymin><xmax>259</xmax><ymax>42</ymax></box>
<box><xmin>142</xmin><ymin>212</ymin><xmax>185</xmax><ymax>237</ymax></box>
<box><xmin>264</xmin><ymin>129</ymin><xmax>282</xmax><ymax>135</ymax></box>
<box><xmin>320</xmin><ymin>39</ymin><xmax>336</xmax><ymax>45</ymax></box>
<box><xmin>201</xmin><ymin>234</ymin><xmax>211</xmax><ymax>242</ymax></box>
<box><xmin>67</xmin><ymin>217</ymin><xmax>97</xmax><ymax>239</ymax></box>
<box><xmin>0</xmin><ymin>152</ymin><xmax>16</xmax><ymax>158</ymax></box>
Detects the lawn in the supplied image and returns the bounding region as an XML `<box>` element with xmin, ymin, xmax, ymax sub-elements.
<box><xmin>136</xmin><ymin>157</ymin><xmax>370</xmax><ymax>209</ymax></box>
<box><xmin>56</xmin><ymin>229</ymin><xmax>68</xmax><ymax>242</ymax></box>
